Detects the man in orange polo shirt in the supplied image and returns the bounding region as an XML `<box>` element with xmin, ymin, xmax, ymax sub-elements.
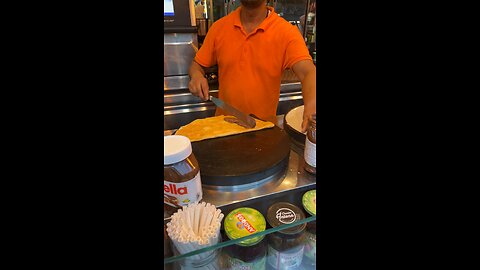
<box><xmin>188</xmin><ymin>0</ymin><xmax>316</xmax><ymax>132</ymax></box>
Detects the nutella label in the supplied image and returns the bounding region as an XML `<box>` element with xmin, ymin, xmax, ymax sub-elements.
<box><xmin>304</xmin><ymin>138</ymin><xmax>316</xmax><ymax>167</ymax></box>
<box><xmin>164</xmin><ymin>172</ymin><xmax>202</xmax><ymax>207</ymax></box>
<box><xmin>267</xmin><ymin>245</ymin><xmax>304</xmax><ymax>270</ymax></box>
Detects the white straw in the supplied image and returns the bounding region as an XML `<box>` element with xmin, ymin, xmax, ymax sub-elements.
<box><xmin>210</xmin><ymin>209</ymin><xmax>221</xmax><ymax>226</ymax></box>
<box><xmin>194</xmin><ymin>203</ymin><xmax>201</xmax><ymax>235</ymax></box>
<box><xmin>204</xmin><ymin>211</ymin><xmax>214</xmax><ymax>230</ymax></box>
<box><xmin>199</xmin><ymin>210</ymin><xmax>209</xmax><ymax>237</ymax></box>
<box><xmin>191</xmin><ymin>203</ymin><xmax>197</xmax><ymax>235</ymax></box>
<box><xmin>198</xmin><ymin>203</ymin><xmax>206</xmax><ymax>236</ymax></box>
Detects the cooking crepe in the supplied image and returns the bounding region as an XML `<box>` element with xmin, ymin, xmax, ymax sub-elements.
<box><xmin>175</xmin><ymin>115</ymin><xmax>275</xmax><ymax>142</ymax></box>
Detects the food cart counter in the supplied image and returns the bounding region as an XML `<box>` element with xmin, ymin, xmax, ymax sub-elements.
<box><xmin>164</xmin><ymin>114</ymin><xmax>317</xmax><ymax>270</ymax></box>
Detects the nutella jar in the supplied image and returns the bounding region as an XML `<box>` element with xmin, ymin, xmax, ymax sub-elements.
<box><xmin>304</xmin><ymin>114</ymin><xmax>316</xmax><ymax>174</ymax></box>
<box><xmin>164</xmin><ymin>135</ymin><xmax>203</xmax><ymax>208</ymax></box>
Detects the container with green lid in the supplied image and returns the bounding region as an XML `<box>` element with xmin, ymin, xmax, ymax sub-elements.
<box><xmin>302</xmin><ymin>190</ymin><xmax>316</xmax><ymax>216</ymax></box>
<box><xmin>224</xmin><ymin>207</ymin><xmax>266</xmax><ymax>246</ymax></box>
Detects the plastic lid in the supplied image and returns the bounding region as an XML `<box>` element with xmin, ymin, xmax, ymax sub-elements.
<box><xmin>266</xmin><ymin>202</ymin><xmax>306</xmax><ymax>235</ymax></box>
<box><xmin>302</xmin><ymin>190</ymin><xmax>316</xmax><ymax>216</ymax></box>
<box><xmin>224</xmin><ymin>207</ymin><xmax>266</xmax><ymax>246</ymax></box>
<box><xmin>164</xmin><ymin>135</ymin><xmax>193</xmax><ymax>165</ymax></box>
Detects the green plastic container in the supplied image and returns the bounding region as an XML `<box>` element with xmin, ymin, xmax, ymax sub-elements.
<box><xmin>224</xmin><ymin>207</ymin><xmax>266</xmax><ymax>246</ymax></box>
<box><xmin>302</xmin><ymin>190</ymin><xmax>316</xmax><ymax>216</ymax></box>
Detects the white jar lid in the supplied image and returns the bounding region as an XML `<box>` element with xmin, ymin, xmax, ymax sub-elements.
<box><xmin>164</xmin><ymin>135</ymin><xmax>193</xmax><ymax>165</ymax></box>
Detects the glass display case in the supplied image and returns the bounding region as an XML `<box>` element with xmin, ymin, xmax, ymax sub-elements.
<box><xmin>164</xmin><ymin>189</ymin><xmax>317</xmax><ymax>270</ymax></box>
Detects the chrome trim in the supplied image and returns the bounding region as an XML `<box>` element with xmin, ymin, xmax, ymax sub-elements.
<box><xmin>202</xmin><ymin>166</ymin><xmax>286</xmax><ymax>192</ymax></box>
<box><xmin>164</xmin><ymin>102</ymin><xmax>211</xmax><ymax>109</ymax></box>
<box><xmin>164</xmin><ymin>89</ymin><xmax>216</xmax><ymax>107</ymax></box>
<box><xmin>164</xmin><ymin>75</ymin><xmax>191</xmax><ymax>91</ymax></box>
<box><xmin>164</xmin><ymin>90</ymin><xmax>219</xmax><ymax>99</ymax></box>
<box><xmin>280</xmin><ymin>82</ymin><xmax>302</xmax><ymax>92</ymax></box>
<box><xmin>164</xmin><ymin>80</ymin><xmax>300</xmax><ymax>94</ymax></box>
<box><xmin>164</xmin><ymin>105</ymin><xmax>215</xmax><ymax>115</ymax></box>
<box><xmin>279</xmin><ymin>93</ymin><xmax>303</xmax><ymax>102</ymax></box>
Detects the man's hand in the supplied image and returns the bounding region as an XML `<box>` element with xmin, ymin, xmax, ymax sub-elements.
<box><xmin>302</xmin><ymin>102</ymin><xmax>316</xmax><ymax>132</ymax></box>
<box><xmin>188</xmin><ymin>74</ymin><xmax>210</xmax><ymax>101</ymax></box>
<box><xmin>188</xmin><ymin>61</ymin><xmax>210</xmax><ymax>101</ymax></box>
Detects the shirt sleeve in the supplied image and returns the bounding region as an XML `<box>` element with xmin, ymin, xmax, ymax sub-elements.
<box><xmin>283</xmin><ymin>25</ymin><xmax>313</xmax><ymax>70</ymax></box>
<box><xmin>194</xmin><ymin>22</ymin><xmax>218</xmax><ymax>67</ymax></box>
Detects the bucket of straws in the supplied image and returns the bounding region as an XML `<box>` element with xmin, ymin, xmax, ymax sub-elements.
<box><xmin>166</xmin><ymin>202</ymin><xmax>224</xmax><ymax>270</ymax></box>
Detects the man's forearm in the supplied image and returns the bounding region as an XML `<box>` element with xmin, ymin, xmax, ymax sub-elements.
<box><xmin>189</xmin><ymin>61</ymin><xmax>206</xmax><ymax>79</ymax></box>
<box><xmin>301</xmin><ymin>69</ymin><xmax>316</xmax><ymax>112</ymax></box>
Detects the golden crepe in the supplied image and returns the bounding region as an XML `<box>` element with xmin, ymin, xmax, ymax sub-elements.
<box><xmin>175</xmin><ymin>115</ymin><xmax>275</xmax><ymax>142</ymax></box>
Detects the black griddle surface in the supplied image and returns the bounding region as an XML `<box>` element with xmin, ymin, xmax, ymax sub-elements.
<box><xmin>192</xmin><ymin>126</ymin><xmax>290</xmax><ymax>186</ymax></box>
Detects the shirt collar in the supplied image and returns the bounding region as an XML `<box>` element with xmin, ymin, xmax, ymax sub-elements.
<box><xmin>233</xmin><ymin>6</ymin><xmax>276</xmax><ymax>31</ymax></box>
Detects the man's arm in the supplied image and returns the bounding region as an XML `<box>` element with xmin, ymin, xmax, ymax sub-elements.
<box><xmin>188</xmin><ymin>60</ymin><xmax>209</xmax><ymax>101</ymax></box>
<box><xmin>188</xmin><ymin>19</ymin><xmax>218</xmax><ymax>101</ymax></box>
<box><xmin>292</xmin><ymin>59</ymin><xmax>316</xmax><ymax>132</ymax></box>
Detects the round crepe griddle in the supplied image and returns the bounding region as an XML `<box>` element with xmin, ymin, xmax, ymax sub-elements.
<box><xmin>191</xmin><ymin>125</ymin><xmax>290</xmax><ymax>186</ymax></box>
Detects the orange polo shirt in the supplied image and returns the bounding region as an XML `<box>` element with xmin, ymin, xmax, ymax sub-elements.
<box><xmin>194</xmin><ymin>6</ymin><xmax>312</xmax><ymax>122</ymax></box>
